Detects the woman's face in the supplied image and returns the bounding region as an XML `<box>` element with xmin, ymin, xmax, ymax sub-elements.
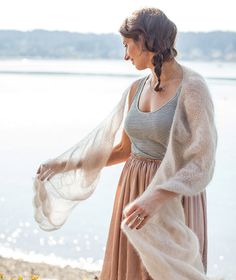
<box><xmin>122</xmin><ymin>37</ymin><xmax>152</xmax><ymax>70</ymax></box>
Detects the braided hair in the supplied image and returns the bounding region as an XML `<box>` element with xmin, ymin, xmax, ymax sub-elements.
<box><xmin>152</xmin><ymin>53</ymin><xmax>163</xmax><ymax>91</ymax></box>
<box><xmin>119</xmin><ymin>8</ymin><xmax>178</xmax><ymax>92</ymax></box>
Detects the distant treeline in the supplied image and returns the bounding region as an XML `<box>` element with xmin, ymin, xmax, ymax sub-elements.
<box><xmin>0</xmin><ymin>30</ymin><xmax>236</xmax><ymax>61</ymax></box>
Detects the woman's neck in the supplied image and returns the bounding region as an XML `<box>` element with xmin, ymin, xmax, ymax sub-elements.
<box><xmin>149</xmin><ymin>59</ymin><xmax>183</xmax><ymax>85</ymax></box>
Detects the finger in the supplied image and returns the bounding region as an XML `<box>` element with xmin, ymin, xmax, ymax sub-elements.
<box><xmin>46</xmin><ymin>171</ymin><xmax>56</xmax><ymax>181</ymax></box>
<box><xmin>135</xmin><ymin>216</ymin><xmax>149</xmax><ymax>230</ymax></box>
<box><xmin>36</xmin><ymin>164</ymin><xmax>45</xmax><ymax>175</ymax></box>
<box><xmin>129</xmin><ymin>214</ymin><xmax>147</xmax><ymax>229</ymax></box>
<box><xmin>124</xmin><ymin>203</ymin><xmax>138</xmax><ymax>218</ymax></box>
<box><xmin>125</xmin><ymin>210</ymin><xmax>141</xmax><ymax>226</ymax></box>
<box><xmin>36</xmin><ymin>164</ymin><xmax>44</xmax><ymax>174</ymax></box>
<box><xmin>39</xmin><ymin>169</ymin><xmax>52</xmax><ymax>181</ymax></box>
<box><xmin>128</xmin><ymin>217</ymin><xmax>142</xmax><ymax>229</ymax></box>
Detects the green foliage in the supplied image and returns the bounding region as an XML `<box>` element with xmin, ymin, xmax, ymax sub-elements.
<box><xmin>0</xmin><ymin>30</ymin><xmax>235</xmax><ymax>61</ymax></box>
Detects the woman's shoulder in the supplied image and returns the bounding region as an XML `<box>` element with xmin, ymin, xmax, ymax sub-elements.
<box><xmin>129</xmin><ymin>76</ymin><xmax>147</xmax><ymax>93</ymax></box>
<box><xmin>180</xmin><ymin>65</ymin><xmax>214</xmax><ymax>109</ymax></box>
<box><xmin>181</xmin><ymin>65</ymin><xmax>211</xmax><ymax>100</ymax></box>
<box><xmin>181</xmin><ymin>65</ymin><xmax>208</xmax><ymax>90</ymax></box>
<box><xmin>127</xmin><ymin>76</ymin><xmax>148</xmax><ymax>108</ymax></box>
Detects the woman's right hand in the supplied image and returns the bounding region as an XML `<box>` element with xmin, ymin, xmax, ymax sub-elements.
<box><xmin>36</xmin><ymin>160</ymin><xmax>67</xmax><ymax>181</ymax></box>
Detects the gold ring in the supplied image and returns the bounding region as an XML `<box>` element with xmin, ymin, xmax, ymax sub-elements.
<box><xmin>136</xmin><ymin>214</ymin><xmax>143</xmax><ymax>221</ymax></box>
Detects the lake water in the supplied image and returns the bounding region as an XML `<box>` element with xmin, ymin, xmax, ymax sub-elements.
<box><xmin>0</xmin><ymin>59</ymin><xmax>235</xmax><ymax>279</ymax></box>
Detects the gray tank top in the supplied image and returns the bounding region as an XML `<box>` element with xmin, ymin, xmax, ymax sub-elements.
<box><xmin>124</xmin><ymin>76</ymin><xmax>181</xmax><ymax>160</ymax></box>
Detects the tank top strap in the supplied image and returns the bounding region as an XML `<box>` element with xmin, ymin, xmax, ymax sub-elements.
<box><xmin>130</xmin><ymin>75</ymin><xmax>149</xmax><ymax>107</ymax></box>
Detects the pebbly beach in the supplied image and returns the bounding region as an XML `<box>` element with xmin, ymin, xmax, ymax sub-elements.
<box><xmin>0</xmin><ymin>256</ymin><xmax>100</xmax><ymax>280</ymax></box>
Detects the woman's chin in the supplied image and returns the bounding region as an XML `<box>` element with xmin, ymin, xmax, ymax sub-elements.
<box><xmin>134</xmin><ymin>64</ymin><xmax>146</xmax><ymax>70</ymax></box>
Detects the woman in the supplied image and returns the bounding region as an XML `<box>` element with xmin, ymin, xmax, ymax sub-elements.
<box><xmin>35</xmin><ymin>8</ymin><xmax>217</xmax><ymax>280</ymax></box>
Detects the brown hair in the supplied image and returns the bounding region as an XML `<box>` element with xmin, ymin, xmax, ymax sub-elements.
<box><xmin>119</xmin><ymin>7</ymin><xmax>178</xmax><ymax>92</ymax></box>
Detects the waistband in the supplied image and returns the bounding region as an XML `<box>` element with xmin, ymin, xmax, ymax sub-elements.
<box><xmin>129</xmin><ymin>153</ymin><xmax>162</xmax><ymax>163</ymax></box>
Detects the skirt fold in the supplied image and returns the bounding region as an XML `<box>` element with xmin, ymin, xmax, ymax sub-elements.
<box><xmin>99</xmin><ymin>154</ymin><xmax>207</xmax><ymax>280</ymax></box>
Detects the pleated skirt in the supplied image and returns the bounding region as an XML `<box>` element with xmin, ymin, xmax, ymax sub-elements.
<box><xmin>99</xmin><ymin>153</ymin><xmax>207</xmax><ymax>280</ymax></box>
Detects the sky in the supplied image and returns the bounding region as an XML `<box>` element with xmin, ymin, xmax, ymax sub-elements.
<box><xmin>0</xmin><ymin>0</ymin><xmax>235</xmax><ymax>33</ymax></box>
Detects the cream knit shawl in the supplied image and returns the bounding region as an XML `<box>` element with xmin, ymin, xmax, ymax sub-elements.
<box><xmin>33</xmin><ymin>65</ymin><xmax>218</xmax><ymax>280</ymax></box>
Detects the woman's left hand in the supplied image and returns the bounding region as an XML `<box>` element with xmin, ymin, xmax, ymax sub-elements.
<box><xmin>123</xmin><ymin>188</ymin><xmax>178</xmax><ymax>230</ymax></box>
<box><xmin>122</xmin><ymin>191</ymin><xmax>163</xmax><ymax>230</ymax></box>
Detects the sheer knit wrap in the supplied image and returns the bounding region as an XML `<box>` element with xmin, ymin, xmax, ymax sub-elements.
<box><xmin>33</xmin><ymin>65</ymin><xmax>218</xmax><ymax>280</ymax></box>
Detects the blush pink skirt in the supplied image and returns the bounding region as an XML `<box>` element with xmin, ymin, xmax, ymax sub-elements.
<box><xmin>99</xmin><ymin>153</ymin><xmax>207</xmax><ymax>280</ymax></box>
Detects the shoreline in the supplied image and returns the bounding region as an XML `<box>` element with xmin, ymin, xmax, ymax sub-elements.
<box><xmin>0</xmin><ymin>256</ymin><xmax>100</xmax><ymax>280</ymax></box>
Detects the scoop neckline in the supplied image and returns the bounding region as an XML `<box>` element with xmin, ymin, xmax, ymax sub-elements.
<box><xmin>136</xmin><ymin>74</ymin><xmax>182</xmax><ymax>114</ymax></box>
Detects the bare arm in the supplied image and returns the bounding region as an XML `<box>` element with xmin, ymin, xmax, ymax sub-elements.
<box><xmin>105</xmin><ymin>80</ymin><xmax>140</xmax><ymax>166</ymax></box>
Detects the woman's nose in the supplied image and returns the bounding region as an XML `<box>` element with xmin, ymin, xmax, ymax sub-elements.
<box><xmin>124</xmin><ymin>53</ymin><xmax>130</xmax><ymax>60</ymax></box>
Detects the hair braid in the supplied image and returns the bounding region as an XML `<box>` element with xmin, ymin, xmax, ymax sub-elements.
<box><xmin>152</xmin><ymin>53</ymin><xmax>164</xmax><ymax>92</ymax></box>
